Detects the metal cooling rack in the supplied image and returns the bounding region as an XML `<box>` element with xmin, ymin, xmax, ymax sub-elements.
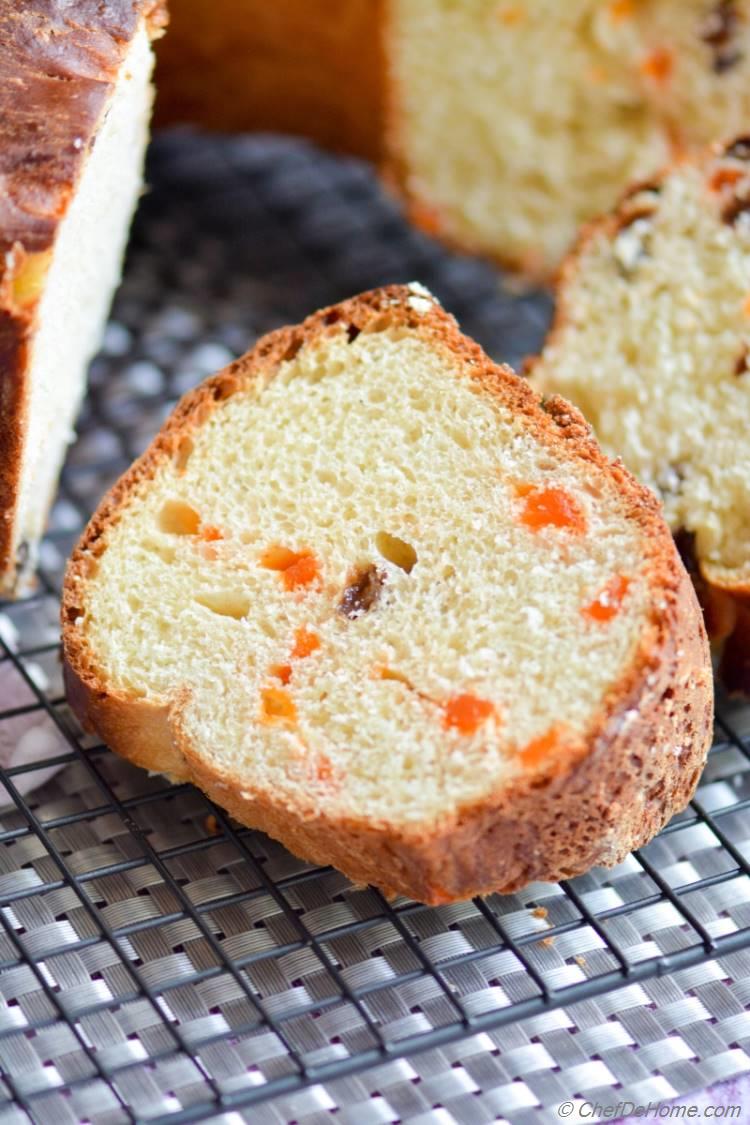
<box><xmin>0</xmin><ymin>132</ymin><xmax>749</xmax><ymax>1125</ymax></box>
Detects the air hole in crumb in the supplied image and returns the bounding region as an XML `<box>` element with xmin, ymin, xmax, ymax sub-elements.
<box><xmin>174</xmin><ymin>437</ymin><xmax>194</xmax><ymax>473</ymax></box>
<box><xmin>282</xmin><ymin>338</ymin><xmax>302</xmax><ymax>362</ymax></box>
<box><xmin>145</xmin><ymin>540</ymin><xmax>176</xmax><ymax>564</ymax></box>
<box><xmin>449</xmin><ymin>428</ymin><xmax>472</xmax><ymax>450</ymax></box>
<box><xmin>211</xmin><ymin>377</ymin><xmax>235</xmax><ymax>401</ymax></box>
<box><xmin>195</xmin><ymin>591</ymin><xmax>250</xmax><ymax>619</ymax></box>
<box><xmin>376</xmin><ymin>532</ymin><xmax>418</xmax><ymax>573</ymax></box>
<box><xmin>158</xmin><ymin>500</ymin><xmax>201</xmax><ymax>535</ymax></box>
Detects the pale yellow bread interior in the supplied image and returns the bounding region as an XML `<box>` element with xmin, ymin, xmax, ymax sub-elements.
<box><xmin>388</xmin><ymin>0</ymin><xmax>750</xmax><ymax>276</ymax></box>
<box><xmin>72</xmin><ymin>289</ymin><xmax>663</xmax><ymax>831</ymax></box>
<box><xmin>533</xmin><ymin>143</ymin><xmax>750</xmax><ymax>593</ymax></box>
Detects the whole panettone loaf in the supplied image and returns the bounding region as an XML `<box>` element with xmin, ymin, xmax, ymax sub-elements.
<box><xmin>532</xmin><ymin>137</ymin><xmax>750</xmax><ymax>692</ymax></box>
<box><xmin>0</xmin><ymin>1</ymin><xmax>165</xmax><ymax>596</ymax></box>
<box><xmin>62</xmin><ymin>286</ymin><xmax>712</xmax><ymax>904</ymax></box>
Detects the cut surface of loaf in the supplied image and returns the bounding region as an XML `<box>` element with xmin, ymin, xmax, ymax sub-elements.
<box><xmin>532</xmin><ymin>138</ymin><xmax>750</xmax><ymax>689</ymax></box>
<box><xmin>0</xmin><ymin>1</ymin><xmax>164</xmax><ymax>596</ymax></box>
<box><xmin>387</xmin><ymin>0</ymin><xmax>750</xmax><ymax>277</ymax></box>
<box><xmin>63</xmin><ymin>286</ymin><xmax>712</xmax><ymax>904</ymax></box>
<box><xmin>155</xmin><ymin>0</ymin><xmax>750</xmax><ymax>278</ymax></box>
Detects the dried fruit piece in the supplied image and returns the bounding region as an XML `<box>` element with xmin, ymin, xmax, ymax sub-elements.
<box><xmin>726</xmin><ymin>136</ymin><xmax>750</xmax><ymax>161</ymax></box>
<box><xmin>338</xmin><ymin>564</ymin><xmax>386</xmax><ymax>618</ymax></box>
<box><xmin>270</xmin><ymin>664</ymin><xmax>292</xmax><ymax>685</ymax></box>
<box><xmin>608</xmin><ymin>0</ymin><xmax>634</xmax><ymax>19</ymax></box>
<box><xmin>518</xmin><ymin>487</ymin><xmax>586</xmax><ymax>533</ymax></box>
<box><xmin>582</xmin><ymin>575</ymin><xmax>631</xmax><ymax>623</ymax></box>
<box><xmin>700</xmin><ymin>1</ymin><xmax>743</xmax><ymax>73</ymax></box>
<box><xmin>736</xmin><ymin>345</ymin><xmax>749</xmax><ymax>375</ymax></box>
<box><xmin>259</xmin><ymin>545</ymin><xmax>320</xmax><ymax>591</ymax></box>
<box><xmin>708</xmin><ymin>166</ymin><xmax>745</xmax><ymax>192</ymax></box>
<box><xmin>259</xmin><ymin>686</ymin><xmax>297</xmax><ymax>725</ymax></box>
<box><xmin>200</xmin><ymin>525</ymin><xmax>223</xmax><ymax>542</ymax></box>
<box><xmin>639</xmin><ymin>46</ymin><xmax>674</xmax><ymax>85</ymax></box>
<box><xmin>518</xmin><ymin>726</ymin><xmax>563</xmax><ymax>768</ymax></box>
<box><xmin>291</xmin><ymin>626</ymin><xmax>321</xmax><ymax>660</ymax></box>
<box><xmin>442</xmin><ymin>694</ymin><xmax>495</xmax><ymax>735</ymax></box>
<box><xmin>282</xmin><ymin>554</ymin><xmax>320</xmax><ymax>591</ymax></box>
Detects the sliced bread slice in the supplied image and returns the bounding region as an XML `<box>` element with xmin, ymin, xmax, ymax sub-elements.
<box><xmin>531</xmin><ymin>137</ymin><xmax>750</xmax><ymax>692</ymax></box>
<box><xmin>0</xmin><ymin>1</ymin><xmax>165</xmax><ymax>596</ymax></box>
<box><xmin>62</xmin><ymin>286</ymin><xmax>712</xmax><ymax>904</ymax></box>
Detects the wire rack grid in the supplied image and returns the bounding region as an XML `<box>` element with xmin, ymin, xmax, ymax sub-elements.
<box><xmin>0</xmin><ymin>132</ymin><xmax>749</xmax><ymax>1125</ymax></box>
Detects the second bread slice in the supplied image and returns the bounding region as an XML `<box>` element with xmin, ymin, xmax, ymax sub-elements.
<box><xmin>62</xmin><ymin>286</ymin><xmax>712</xmax><ymax>903</ymax></box>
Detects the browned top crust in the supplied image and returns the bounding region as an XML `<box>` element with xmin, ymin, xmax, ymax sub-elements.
<box><xmin>62</xmin><ymin>285</ymin><xmax>714</xmax><ymax>903</ymax></box>
<box><xmin>0</xmin><ymin>0</ymin><xmax>166</xmax><ymax>260</ymax></box>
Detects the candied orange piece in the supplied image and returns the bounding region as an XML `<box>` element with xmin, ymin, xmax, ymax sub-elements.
<box><xmin>743</xmin><ymin>295</ymin><xmax>750</xmax><ymax>317</ymax></box>
<box><xmin>582</xmin><ymin>575</ymin><xmax>631</xmax><ymax>623</ymax></box>
<box><xmin>608</xmin><ymin>0</ymin><xmax>634</xmax><ymax>20</ymax></box>
<box><xmin>708</xmin><ymin>166</ymin><xmax>745</xmax><ymax>192</ymax></box>
<box><xmin>518</xmin><ymin>726</ymin><xmax>563</xmax><ymax>768</ymax></box>
<box><xmin>443</xmin><ymin>694</ymin><xmax>495</xmax><ymax>735</ymax></box>
<box><xmin>270</xmin><ymin>663</ymin><xmax>292</xmax><ymax>685</ymax></box>
<box><xmin>259</xmin><ymin>545</ymin><xmax>320</xmax><ymax>591</ymax></box>
<box><xmin>640</xmin><ymin>46</ymin><xmax>673</xmax><ymax>85</ymax></box>
<box><xmin>200</xmin><ymin>525</ymin><xmax>223</xmax><ymax>542</ymax></box>
<box><xmin>291</xmin><ymin>626</ymin><xmax>321</xmax><ymax>660</ymax></box>
<box><xmin>497</xmin><ymin>6</ymin><xmax>524</xmax><ymax>24</ymax></box>
<box><xmin>282</xmin><ymin>553</ymin><xmax>319</xmax><ymax>591</ymax></box>
<box><xmin>259</xmin><ymin>686</ymin><xmax>297</xmax><ymax>725</ymax></box>
<box><xmin>518</xmin><ymin>487</ymin><xmax>586</xmax><ymax>533</ymax></box>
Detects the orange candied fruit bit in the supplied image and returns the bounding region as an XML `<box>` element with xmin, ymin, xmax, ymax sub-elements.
<box><xmin>270</xmin><ymin>663</ymin><xmax>292</xmax><ymax>685</ymax></box>
<box><xmin>497</xmin><ymin>5</ymin><xmax>524</xmax><ymax>25</ymax></box>
<box><xmin>582</xmin><ymin>574</ymin><xmax>631</xmax><ymax>623</ymax></box>
<box><xmin>291</xmin><ymin>626</ymin><xmax>321</xmax><ymax>660</ymax></box>
<box><xmin>258</xmin><ymin>544</ymin><xmax>321</xmax><ymax>591</ymax></box>
<box><xmin>443</xmin><ymin>693</ymin><xmax>496</xmax><ymax>735</ymax></box>
<box><xmin>708</xmin><ymin>166</ymin><xmax>745</xmax><ymax>193</ymax></box>
<box><xmin>282</xmin><ymin>553</ymin><xmax>319</xmax><ymax>591</ymax></box>
<box><xmin>743</xmin><ymin>294</ymin><xmax>750</xmax><ymax>317</ymax></box>
<box><xmin>518</xmin><ymin>486</ymin><xmax>586</xmax><ymax>533</ymax></box>
<box><xmin>518</xmin><ymin>726</ymin><xmax>563</xmax><ymax>769</ymax></box>
<box><xmin>608</xmin><ymin>0</ymin><xmax>634</xmax><ymax>20</ymax></box>
<box><xmin>259</xmin><ymin>685</ymin><xmax>297</xmax><ymax>725</ymax></box>
<box><xmin>639</xmin><ymin>46</ymin><xmax>673</xmax><ymax>85</ymax></box>
<box><xmin>200</xmin><ymin>524</ymin><xmax>223</xmax><ymax>542</ymax></box>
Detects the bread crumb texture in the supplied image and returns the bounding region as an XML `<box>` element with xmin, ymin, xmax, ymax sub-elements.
<box><xmin>534</xmin><ymin>140</ymin><xmax>750</xmax><ymax>592</ymax></box>
<box><xmin>68</xmin><ymin>298</ymin><xmax>664</xmax><ymax>832</ymax></box>
<box><xmin>389</xmin><ymin>0</ymin><xmax>750</xmax><ymax>274</ymax></box>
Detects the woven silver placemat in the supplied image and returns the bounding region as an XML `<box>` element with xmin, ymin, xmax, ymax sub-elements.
<box><xmin>0</xmin><ymin>133</ymin><xmax>747</xmax><ymax>1125</ymax></box>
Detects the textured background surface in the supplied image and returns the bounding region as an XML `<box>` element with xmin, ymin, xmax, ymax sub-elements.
<box><xmin>0</xmin><ymin>133</ymin><xmax>748</xmax><ymax>1124</ymax></box>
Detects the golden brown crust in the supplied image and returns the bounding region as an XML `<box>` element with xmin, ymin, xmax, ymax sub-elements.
<box><xmin>62</xmin><ymin>285</ymin><xmax>713</xmax><ymax>904</ymax></box>
<box><xmin>0</xmin><ymin>0</ymin><xmax>165</xmax><ymax>596</ymax></box>
<box><xmin>533</xmin><ymin>138</ymin><xmax>750</xmax><ymax>692</ymax></box>
<box><xmin>154</xmin><ymin>0</ymin><xmax>384</xmax><ymax>160</ymax></box>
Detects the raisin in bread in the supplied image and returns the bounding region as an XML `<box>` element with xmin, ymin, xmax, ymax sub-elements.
<box><xmin>62</xmin><ymin>286</ymin><xmax>712</xmax><ymax>904</ymax></box>
<box><xmin>156</xmin><ymin>0</ymin><xmax>750</xmax><ymax>278</ymax></box>
<box><xmin>532</xmin><ymin>137</ymin><xmax>750</xmax><ymax>691</ymax></box>
<box><xmin>0</xmin><ymin>1</ymin><xmax>165</xmax><ymax>596</ymax></box>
